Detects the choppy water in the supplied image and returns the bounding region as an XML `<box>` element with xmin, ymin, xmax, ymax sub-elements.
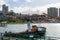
<box><xmin>0</xmin><ymin>23</ymin><xmax>60</xmax><ymax>40</ymax></box>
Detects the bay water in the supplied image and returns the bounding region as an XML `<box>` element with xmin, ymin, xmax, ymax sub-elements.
<box><xmin>0</xmin><ymin>23</ymin><xmax>60</xmax><ymax>40</ymax></box>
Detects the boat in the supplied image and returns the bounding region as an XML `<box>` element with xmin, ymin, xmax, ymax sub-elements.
<box><xmin>0</xmin><ymin>21</ymin><xmax>7</xmax><ymax>27</ymax></box>
<box><xmin>3</xmin><ymin>19</ymin><xmax>46</xmax><ymax>39</ymax></box>
<box><xmin>3</xmin><ymin>26</ymin><xmax>46</xmax><ymax>38</ymax></box>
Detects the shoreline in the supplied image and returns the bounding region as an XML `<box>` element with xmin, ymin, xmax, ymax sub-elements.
<box><xmin>7</xmin><ymin>23</ymin><xmax>60</xmax><ymax>25</ymax></box>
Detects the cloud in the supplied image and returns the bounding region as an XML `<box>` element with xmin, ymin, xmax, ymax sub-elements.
<box><xmin>0</xmin><ymin>0</ymin><xmax>6</xmax><ymax>5</ymax></box>
<box><xmin>0</xmin><ymin>0</ymin><xmax>10</xmax><ymax>10</ymax></box>
<box><xmin>0</xmin><ymin>0</ymin><xmax>60</xmax><ymax>14</ymax></box>
<box><xmin>0</xmin><ymin>0</ymin><xmax>10</xmax><ymax>6</ymax></box>
<box><xmin>12</xmin><ymin>0</ymin><xmax>19</xmax><ymax>2</ymax></box>
<box><xmin>11</xmin><ymin>2</ymin><xmax>60</xmax><ymax>14</ymax></box>
<box><xmin>26</xmin><ymin>0</ymin><xmax>33</xmax><ymax>2</ymax></box>
<box><xmin>12</xmin><ymin>6</ymin><xmax>30</xmax><ymax>13</ymax></box>
<box><xmin>31</xmin><ymin>2</ymin><xmax>60</xmax><ymax>14</ymax></box>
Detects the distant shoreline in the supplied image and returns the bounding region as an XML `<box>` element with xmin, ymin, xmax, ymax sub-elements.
<box><xmin>8</xmin><ymin>23</ymin><xmax>60</xmax><ymax>24</ymax></box>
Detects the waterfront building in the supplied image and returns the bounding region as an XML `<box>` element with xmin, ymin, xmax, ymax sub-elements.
<box><xmin>59</xmin><ymin>8</ymin><xmax>60</xmax><ymax>18</ymax></box>
<box><xmin>2</xmin><ymin>4</ymin><xmax>8</xmax><ymax>15</ymax></box>
<box><xmin>47</xmin><ymin>7</ymin><xmax>58</xmax><ymax>18</ymax></box>
<box><xmin>5</xmin><ymin>6</ymin><xmax>8</xmax><ymax>14</ymax></box>
<box><xmin>0</xmin><ymin>11</ymin><xmax>2</xmax><ymax>15</ymax></box>
<box><xmin>2</xmin><ymin>4</ymin><xmax>8</xmax><ymax>20</ymax></box>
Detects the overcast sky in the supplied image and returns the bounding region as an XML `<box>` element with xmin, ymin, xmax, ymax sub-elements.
<box><xmin>0</xmin><ymin>0</ymin><xmax>60</xmax><ymax>14</ymax></box>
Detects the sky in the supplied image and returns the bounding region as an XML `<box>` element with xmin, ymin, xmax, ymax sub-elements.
<box><xmin>0</xmin><ymin>0</ymin><xmax>60</xmax><ymax>14</ymax></box>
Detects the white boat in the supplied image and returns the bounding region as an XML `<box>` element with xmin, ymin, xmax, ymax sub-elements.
<box><xmin>0</xmin><ymin>21</ymin><xmax>7</xmax><ymax>27</ymax></box>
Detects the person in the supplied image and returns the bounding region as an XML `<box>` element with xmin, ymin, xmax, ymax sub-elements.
<box><xmin>31</xmin><ymin>25</ymin><xmax>38</xmax><ymax>32</ymax></box>
<box><xmin>27</xmin><ymin>19</ymin><xmax>31</xmax><ymax>32</ymax></box>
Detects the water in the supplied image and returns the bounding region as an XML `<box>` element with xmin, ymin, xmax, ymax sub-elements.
<box><xmin>0</xmin><ymin>23</ymin><xmax>60</xmax><ymax>40</ymax></box>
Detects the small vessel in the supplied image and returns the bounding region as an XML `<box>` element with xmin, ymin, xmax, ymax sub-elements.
<box><xmin>4</xmin><ymin>26</ymin><xmax>46</xmax><ymax>38</ymax></box>
<box><xmin>3</xmin><ymin>19</ymin><xmax>46</xmax><ymax>39</ymax></box>
<box><xmin>0</xmin><ymin>21</ymin><xmax>7</xmax><ymax>27</ymax></box>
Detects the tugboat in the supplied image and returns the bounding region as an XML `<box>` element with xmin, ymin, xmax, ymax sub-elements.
<box><xmin>3</xmin><ymin>19</ymin><xmax>46</xmax><ymax>39</ymax></box>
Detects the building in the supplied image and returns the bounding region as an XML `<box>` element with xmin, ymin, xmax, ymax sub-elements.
<box><xmin>59</xmin><ymin>8</ymin><xmax>60</xmax><ymax>18</ymax></box>
<box><xmin>0</xmin><ymin>11</ymin><xmax>2</xmax><ymax>15</ymax></box>
<box><xmin>2</xmin><ymin>4</ymin><xmax>8</xmax><ymax>15</ymax></box>
<box><xmin>2</xmin><ymin>4</ymin><xmax>8</xmax><ymax>20</ymax></box>
<box><xmin>47</xmin><ymin>7</ymin><xmax>58</xmax><ymax>18</ymax></box>
<box><xmin>5</xmin><ymin>6</ymin><xmax>8</xmax><ymax>14</ymax></box>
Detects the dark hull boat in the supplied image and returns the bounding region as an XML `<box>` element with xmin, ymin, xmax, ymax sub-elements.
<box><xmin>3</xmin><ymin>19</ymin><xmax>46</xmax><ymax>39</ymax></box>
<box><xmin>3</xmin><ymin>27</ymin><xmax>46</xmax><ymax>38</ymax></box>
